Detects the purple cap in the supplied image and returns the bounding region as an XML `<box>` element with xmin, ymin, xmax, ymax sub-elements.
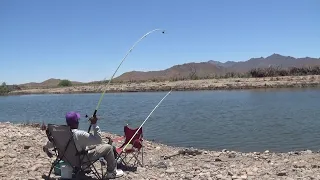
<box><xmin>65</xmin><ymin>111</ymin><xmax>80</xmax><ymax>125</ymax></box>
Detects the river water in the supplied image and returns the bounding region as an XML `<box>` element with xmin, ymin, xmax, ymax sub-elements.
<box><xmin>1</xmin><ymin>88</ymin><xmax>320</xmax><ymax>152</ymax></box>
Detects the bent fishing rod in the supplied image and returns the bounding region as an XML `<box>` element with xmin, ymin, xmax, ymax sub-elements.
<box><xmin>87</xmin><ymin>29</ymin><xmax>166</xmax><ymax>133</ymax></box>
<box><xmin>122</xmin><ymin>89</ymin><xmax>172</xmax><ymax>152</ymax></box>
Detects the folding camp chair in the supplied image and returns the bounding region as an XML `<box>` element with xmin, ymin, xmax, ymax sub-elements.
<box><xmin>113</xmin><ymin>125</ymin><xmax>144</xmax><ymax>167</ymax></box>
<box><xmin>45</xmin><ymin>124</ymin><xmax>106</xmax><ymax>180</ymax></box>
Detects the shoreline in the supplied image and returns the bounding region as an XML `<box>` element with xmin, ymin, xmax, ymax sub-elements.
<box><xmin>0</xmin><ymin>121</ymin><xmax>317</xmax><ymax>154</ymax></box>
<box><xmin>2</xmin><ymin>122</ymin><xmax>320</xmax><ymax>179</ymax></box>
<box><xmin>5</xmin><ymin>75</ymin><xmax>320</xmax><ymax>96</ymax></box>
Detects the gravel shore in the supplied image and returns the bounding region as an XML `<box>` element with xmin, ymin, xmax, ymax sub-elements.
<box><xmin>7</xmin><ymin>75</ymin><xmax>320</xmax><ymax>96</ymax></box>
<box><xmin>1</xmin><ymin>122</ymin><xmax>320</xmax><ymax>180</ymax></box>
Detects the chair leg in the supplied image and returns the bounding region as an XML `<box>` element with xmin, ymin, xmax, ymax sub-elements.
<box><xmin>120</xmin><ymin>150</ymin><xmax>146</xmax><ymax>167</ymax></box>
<box><xmin>47</xmin><ymin>158</ymin><xmax>59</xmax><ymax>180</ymax></box>
<box><xmin>116</xmin><ymin>150</ymin><xmax>144</xmax><ymax>168</ymax></box>
<box><xmin>122</xmin><ymin>152</ymin><xmax>143</xmax><ymax>167</ymax></box>
<box><xmin>90</xmin><ymin>162</ymin><xmax>103</xmax><ymax>180</ymax></box>
<box><xmin>116</xmin><ymin>152</ymin><xmax>128</xmax><ymax>167</ymax></box>
<box><xmin>80</xmin><ymin>155</ymin><xmax>104</xmax><ymax>180</ymax></box>
<box><xmin>141</xmin><ymin>147</ymin><xmax>144</xmax><ymax>167</ymax></box>
<box><xmin>133</xmin><ymin>152</ymin><xmax>143</xmax><ymax>167</ymax></box>
<box><xmin>47</xmin><ymin>165</ymin><xmax>54</xmax><ymax>180</ymax></box>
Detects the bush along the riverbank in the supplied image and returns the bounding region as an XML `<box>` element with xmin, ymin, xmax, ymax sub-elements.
<box><xmin>0</xmin><ymin>82</ymin><xmax>10</xmax><ymax>95</ymax></box>
<box><xmin>0</xmin><ymin>82</ymin><xmax>22</xmax><ymax>96</ymax></box>
<box><xmin>2</xmin><ymin>122</ymin><xmax>320</xmax><ymax>180</ymax></box>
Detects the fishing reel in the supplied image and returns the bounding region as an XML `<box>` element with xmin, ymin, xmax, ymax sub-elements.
<box><xmin>85</xmin><ymin>114</ymin><xmax>91</xmax><ymax>123</ymax></box>
<box><xmin>85</xmin><ymin>114</ymin><xmax>101</xmax><ymax>120</ymax></box>
<box><xmin>85</xmin><ymin>114</ymin><xmax>94</xmax><ymax>122</ymax></box>
<box><xmin>85</xmin><ymin>114</ymin><xmax>95</xmax><ymax>120</ymax></box>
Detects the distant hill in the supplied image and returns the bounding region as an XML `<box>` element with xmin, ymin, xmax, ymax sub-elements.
<box><xmin>20</xmin><ymin>78</ymin><xmax>83</xmax><ymax>88</ymax></box>
<box><xmin>114</xmin><ymin>54</ymin><xmax>320</xmax><ymax>82</ymax></box>
<box><xmin>114</xmin><ymin>62</ymin><xmax>226</xmax><ymax>82</ymax></box>
<box><xmin>225</xmin><ymin>54</ymin><xmax>320</xmax><ymax>73</ymax></box>
<box><xmin>15</xmin><ymin>54</ymin><xmax>320</xmax><ymax>86</ymax></box>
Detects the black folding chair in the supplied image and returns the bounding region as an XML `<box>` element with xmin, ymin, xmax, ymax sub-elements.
<box><xmin>45</xmin><ymin>124</ymin><xmax>107</xmax><ymax>179</ymax></box>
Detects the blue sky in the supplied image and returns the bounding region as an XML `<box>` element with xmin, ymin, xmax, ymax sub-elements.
<box><xmin>0</xmin><ymin>0</ymin><xmax>319</xmax><ymax>84</ymax></box>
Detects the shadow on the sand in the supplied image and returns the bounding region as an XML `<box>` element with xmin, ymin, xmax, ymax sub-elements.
<box><xmin>41</xmin><ymin>165</ymin><xmax>137</xmax><ymax>180</ymax></box>
<box><xmin>118</xmin><ymin>163</ymin><xmax>137</xmax><ymax>172</ymax></box>
<box><xmin>42</xmin><ymin>174</ymin><xmax>98</xmax><ymax>180</ymax></box>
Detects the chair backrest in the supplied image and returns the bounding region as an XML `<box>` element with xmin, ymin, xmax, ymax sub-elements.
<box><xmin>47</xmin><ymin>124</ymin><xmax>80</xmax><ymax>168</ymax></box>
<box><xmin>123</xmin><ymin>125</ymin><xmax>143</xmax><ymax>149</ymax></box>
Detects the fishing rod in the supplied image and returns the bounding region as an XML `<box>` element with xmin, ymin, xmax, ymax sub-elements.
<box><xmin>87</xmin><ymin>29</ymin><xmax>166</xmax><ymax>133</ymax></box>
<box><xmin>122</xmin><ymin>89</ymin><xmax>172</xmax><ymax>152</ymax></box>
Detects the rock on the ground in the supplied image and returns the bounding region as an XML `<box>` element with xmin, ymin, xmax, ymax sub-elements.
<box><xmin>0</xmin><ymin>122</ymin><xmax>320</xmax><ymax>180</ymax></box>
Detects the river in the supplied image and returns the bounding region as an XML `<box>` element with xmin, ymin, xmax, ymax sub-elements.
<box><xmin>1</xmin><ymin>88</ymin><xmax>320</xmax><ymax>152</ymax></box>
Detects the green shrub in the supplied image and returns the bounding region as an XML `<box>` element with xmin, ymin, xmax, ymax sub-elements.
<box><xmin>0</xmin><ymin>82</ymin><xmax>9</xmax><ymax>94</ymax></box>
<box><xmin>58</xmin><ymin>79</ymin><xmax>72</xmax><ymax>87</ymax></box>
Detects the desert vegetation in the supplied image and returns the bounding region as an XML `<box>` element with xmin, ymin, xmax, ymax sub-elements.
<box><xmin>114</xmin><ymin>66</ymin><xmax>320</xmax><ymax>83</ymax></box>
<box><xmin>0</xmin><ymin>82</ymin><xmax>10</xmax><ymax>95</ymax></box>
<box><xmin>0</xmin><ymin>82</ymin><xmax>22</xmax><ymax>95</ymax></box>
<box><xmin>248</xmin><ymin>66</ymin><xmax>320</xmax><ymax>78</ymax></box>
<box><xmin>189</xmin><ymin>66</ymin><xmax>320</xmax><ymax>80</ymax></box>
<box><xmin>57</xmin><ymin>79</ymin><xmax>73</xmax><ymax>87</ymax></box>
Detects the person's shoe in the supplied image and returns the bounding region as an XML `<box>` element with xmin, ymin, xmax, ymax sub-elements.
<box><xmin>105</xmin><ymin>169</ymin><xmax>124</xmax><ymax>179</ymax></box>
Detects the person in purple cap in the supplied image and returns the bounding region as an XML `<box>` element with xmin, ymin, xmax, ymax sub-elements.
<box><xmin>43</xmin><ymin>111</ymin><xmax>124</xmax><ymax>179</ymax></box>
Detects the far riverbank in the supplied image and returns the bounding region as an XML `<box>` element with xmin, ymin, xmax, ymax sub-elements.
<box><xmin>5</xmin><ymin>75</ymin><xmax>320</xmax><ymax>96</ymax></box>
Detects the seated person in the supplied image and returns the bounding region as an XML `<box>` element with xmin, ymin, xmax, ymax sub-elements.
<box><xmin>43</xmin><ymin>111</ymin><xmax>123</xmax><ymax>178</ymax></box>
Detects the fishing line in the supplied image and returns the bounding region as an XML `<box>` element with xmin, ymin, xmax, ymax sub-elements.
<box><xmin>122</xmin><ymin>89</ymin><xmax>172</xmax><ymax>152</ymax></box>
<box><xmin>87</xmin><ymin>29</ymin><xmax>166</xmax><ymax>132</ymax></box>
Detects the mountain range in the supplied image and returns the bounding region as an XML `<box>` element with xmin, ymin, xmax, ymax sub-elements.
<box><xmin>113</xmin><ymin>53</ymin><xmax>320</xmax><ymax>82</ymax></box>
<box><xmin>18</xmin><ymin>54</ymin><xmax>320</xmax><ymax>87</ymax></box>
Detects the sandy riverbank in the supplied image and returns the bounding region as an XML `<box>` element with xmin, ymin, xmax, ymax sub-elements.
<box><xmin>7</xmin><ymin>75</ymin><xmax>320</xmax><ymax>96</ymax></box>
<box><xmin>1</xmin><ymin>122</ymin><xmax>320</xmax><ymax>180</ymax></box>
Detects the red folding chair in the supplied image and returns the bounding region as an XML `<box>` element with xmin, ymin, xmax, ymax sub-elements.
<box><xmin>113</xmin><ymin>125</ymin><xmax>144</xmax><ymax>167</ymax></box>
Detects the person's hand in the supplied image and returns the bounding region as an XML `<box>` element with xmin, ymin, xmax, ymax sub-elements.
<box><xmin>89</xmin><ymin>116</ymin><xmax>98</xmax><ymax>124</ymax></box>
<box><xmin>106</xmin><ymin>137</ymin><xmax>113</xmax><ymax>145</ymax></box>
